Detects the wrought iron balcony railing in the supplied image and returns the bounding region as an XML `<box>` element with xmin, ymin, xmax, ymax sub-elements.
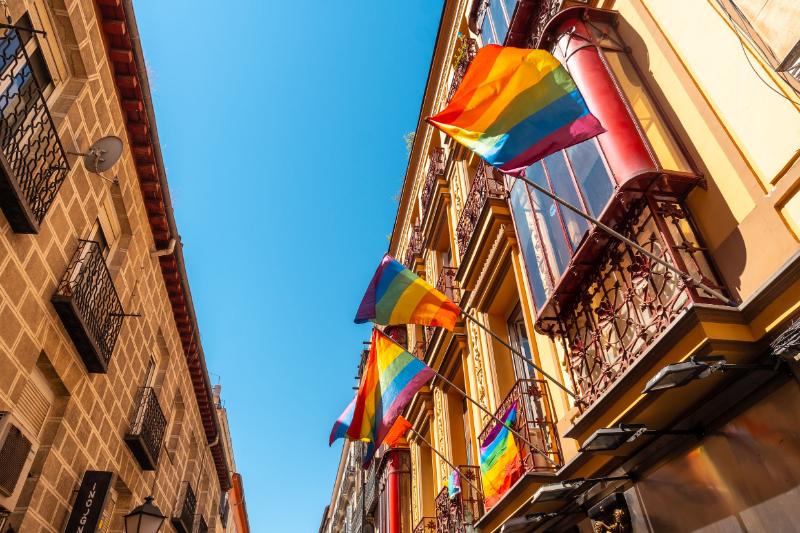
<box><xmin>171</xmin><ymin>481</ymin><xmax>196</xmax><ymax>533</ymax></box>
<box><xmin>436</xmin><ymin>266</ymin><xmax>460</xmax><ymax>305</ymax></box>
<box><xmin>435</xmin><ymin>466</ymin><xmax>483</xmax><ymax>533</ymax></box>
<box><xmin>551</xmin><ymin>198</ymin><xmax>726</xmax><ymax>409</ymax></box>
<box><xmin>447</xmin><ymin>37</ymin><xmax>478</xmax><ymax>102</ymax></box>
<box><xmin>403</xmin><ymin>223</ymin><xmax>423</xmax><ymax>269</ymax></box>
<box><xmin>51</xmin><ymin>240</ymin><xmax>124</xmax><ymax>373</ymax></box>
<box><xmin>413</xmin><ymin>517</ymin><xmax>437</xmax><ymax>533</ymax></box>
<box><xmin>478</xmin><ymin>380</ymin><xmax>562</xmax><ymax>488</ymax></box>
<box><xmin>124</xmin><ymin>387</ymin><xmax>167</xmax><ymax>471</ymax></box>
<box><xmin>364</xmin><ymin>455</ymin><xmax>378</xmax><ymax>513</ymax></box>
<box><xmin>456</xmin><ymin>162</ymin><xmax>506</xmax><ymax>257</ymax></box>
<box><xmin>0</xmin><ymin>26</ymin><xmax>68</xmax><ymax>234</ymax></box>
<box><xmin>193</xmin><ymin>514</ymin><xmax>208</xmax><ymax>533</ymax></box>
<box><xmin>420</xmin><ymin>148</ymin><xmax>445</xmax><ymax>220</ymax></box>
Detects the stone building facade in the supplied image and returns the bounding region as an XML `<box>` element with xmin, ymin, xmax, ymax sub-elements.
<box><xmin>323</xmin><ymin>0</ymin><xmax>800</xmax><ymax>532</ymax></box>
<box><xmin>0</xmin><ymin>0</ymin><xmax>243</xmax><ymax>531</ymax></box>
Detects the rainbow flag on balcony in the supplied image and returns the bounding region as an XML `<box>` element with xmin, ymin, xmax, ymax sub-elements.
<box><xmin>329</xmin><ymin>329</ymin><xmax>434</xmax><ymax>457</ymax></box>
<box><xmin>355</xmin><ymin>254</ymin><xmax>461</xmax><ymax>331</ymax></box>
<box><xmin>479</xmin><ymin>402</ymin><xmax>523</xmax><ymax>508</ymax></box>
<box><xmin>427</xmin><ymin>45</ymin><xmax>603</xmax><ymax>173</ymax></box>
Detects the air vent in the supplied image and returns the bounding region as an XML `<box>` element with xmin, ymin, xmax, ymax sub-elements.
<box><xmin>0</xmin><ymin>424</ymin><xmax>31</xmax><ymax>496</ymax></box>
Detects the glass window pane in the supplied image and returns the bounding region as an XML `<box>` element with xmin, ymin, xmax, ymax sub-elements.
<box><xmin>509</xmin><ymin>180</ymin><xmax>549</xmax><ymax>309</ymax></box>
<box><xmin>502</xmin><ymin>0</ymin><xmax>518</xmax><ymax>23</ymax></box>
<box><xmin>542</xmin><ymin>153</ymin><xmax>591</xmax><ymax>251</ymax></box>
<box><xmin>481</xmin><ymin>10</ymin><xmax>497</xmax><ymax>45</ymax></box>
<box><xmin>566</xmin><ymin>140</ymin><xmax>614</xmax><ymax>217</ymax></box>
<box><xmin>489</xmin><ymin>0</ymin><xmax>509</xmax><ymax>43</ymax></box>
<box><xmin>527</xmin><ymin>163</ymin><xmax>572</xmax><ymax>278</ymax></box>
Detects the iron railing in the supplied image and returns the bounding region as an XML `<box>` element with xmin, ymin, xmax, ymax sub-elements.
<box><xmin>447</xmin><ymin>37</ymin><xmax>478</xmax><ymax>102</ymax></box>
<box><xmin>365</xmin><ymin>455</ymin><xmax>378</xmax><ymax>513</ymax></box>
<box><xmin>0</xmin><ymin>26</ymin><xmax>68</xmax><ymax>233</ymax></box>
<box><xmin>51</xmin><ymin>240</ymin><xmax>124</xmax><ymax>373</ymax></box>
<box><xmin>404</xmin><ymin>223</ymin><xmax>423</xmax><ymax>269</ymax></box>
<box><xmin>413</xmin><ymin>517</ymin><xmax>437</xmax><ymax>533</ymax></box>
<box><xmin>436</xmin><ymin>266</ymin><xmax>460</xmax><ymax>305</ymax></box>
<box><xmin>124</xmin><ymin>387</ymin><xmax>167</xmax><ymax>471</ymax></box>
<box><xmin>556</xmin><ymin>198</ymin><xmax>725</xmax><ymax>408</ymax></box>
<box><xmin>171</xmin><ymin>482</ymin><xmax>196</xmax><ymax>533</ymax></box>
<box><xmin>456</xmin><ymin>162</ymin><xmax>506</xmax><ymax>257</ymax></box>
<box><xmin>420</xmin><ymin>148</ymin><xmax>445</xmax><ymax>220</ymax></box>
<box><xmin>478</xmin><ymin>380</ymin><xmax>562</xmax><ymax>485</ymax></box>
<box><xmin>434</xmin><ymin>465</ymin><xmax>483</xmax><ymax>533</ymax></box>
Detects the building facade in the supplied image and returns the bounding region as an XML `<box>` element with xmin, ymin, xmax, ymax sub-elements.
<box><xmin>325</xmin><ymin>0</ymin><xmax>800</xmax><ymax>531</ymax></box>
<box><xmin>0</xmin><ymin>0</ymin><xmax>247</xmax><ymax>531</ymax></box>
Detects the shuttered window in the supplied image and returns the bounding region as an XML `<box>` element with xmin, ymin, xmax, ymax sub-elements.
<box><xmin>0</xmin><ymin>422</ymin><xmax>32</xmax><ymax>497</ymax></box>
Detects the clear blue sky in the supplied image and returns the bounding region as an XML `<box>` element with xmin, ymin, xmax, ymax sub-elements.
<box><xmin>135</xmin><ymin>1</ymin><xmax>442</xmax><ymax>530</ymax></box>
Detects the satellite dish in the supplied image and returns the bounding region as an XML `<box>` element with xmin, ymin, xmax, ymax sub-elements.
<box><xmin>83</xmin><ymin>136</ymin><xmax>123</xmax><ymax>173</ymax></box>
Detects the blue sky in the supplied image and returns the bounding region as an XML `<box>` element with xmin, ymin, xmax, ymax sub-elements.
<box><xmin>135</xmin><ymin>1</ymin><xmax>442</xmax><ymax>530</ymax></box>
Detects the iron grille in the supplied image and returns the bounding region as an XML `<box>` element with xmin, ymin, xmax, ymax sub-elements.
<box><xmin>435</xmin><ymin>266</ymin><xmax>460</xmax><ymax>305</ymax></box>
<box><xmin>455</xmin><ymin>161</ymin><xmax>505</xmax><ymax>257</ymax></box>
<box><xmin>51</xmin><ymin>240</ymin><xmax>124</xmax><ymax>373</ymax></box>
<box><xmin>478</xmin><ymin>379</ymin><xmax>562</xmax><ymax>481</ymax></box>
<box><xmin>413</xmin><ymin>517</ymin><xmax>437</xmax><ymax>533</ymax></box>
<box><xmin>171</xmin><ymin>481</ymin><xmax>196</xmax><ymax>533</ymax></box>
<box><xmin>403</xmin><ymin>223</ymin><xmax>423</xmax><ymax>269</ymax></box>
<box><xmin>420</xmin><ymin>148</ymin><xmax>445</xmax><ymax>220</ymax></box>
<box><xmin>447</xmin><ymin>37</ymin><xmax>477</xmax><ymax>102</ymax></box>
<box><xmin>0</xmin><ymin>26</ymin><xmax>69</xmax><ymax>233</ymax></box>
<box><xmin>434</xmin><ymin>465</ymin><xmax>484</xmax><ymax>533</ymax></box>
<box><xmin>0</xmin><ymin>424</ymin><xmax>31</xmax><ymax>496</ymax></box>
<box><xmin>124</xmin><ymin>387</ymin><xmax>167</xmax><ymax>470</ymax></box>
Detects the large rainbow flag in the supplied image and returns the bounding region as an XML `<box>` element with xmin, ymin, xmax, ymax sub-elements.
<box><xmin>479</xmin><ymin>402</ymin><xmax>523</xmax><ymax>508</ymax></box>
<box><xmin>329</xmin><ymin>329</ymin><xmax>434</xmax><ymax>455</ymax></box>
<box><xmin>355</xmin><ymin>254</ymin><xmax>461</xmax><ymax>331</ymax></box>
<box><xmin>427</xmin><ymin>46</ymin><xmax>603</xmax><ymax>173</ymax></box>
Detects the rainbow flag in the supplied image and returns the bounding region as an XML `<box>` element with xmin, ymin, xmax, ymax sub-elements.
<box><xmin>330</xmin><ymin>329</ymin><xmax>434</xmax><ymax>453</ymax></box>
<box><xmin>427</xmin><ymin>46</ymin><xmax>603</xmax><ymax>173</ymax></box>
<box><xmin>355</xmin><ymin>254</ymin><xmax>461</xmax><ymax>331</ymax></box>
<box><xmin>479</xmin><ymin>402</ymin><xmax>523</xmax><ymax>508</ymax></box>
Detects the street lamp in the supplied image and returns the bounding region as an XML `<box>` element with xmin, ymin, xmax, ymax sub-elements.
<box><xmin>124</xmin><ymin>496</ymin><xmax>166</xmax><ymax>533</ymax></box>
<box><xmin>643</xmin><ymin>356</ymin><xmax>775</xmax><ymax>393</ymax></box>
<box><xmin>580</xmin><ymin>424</ymin><xmax>697</xmax><ymax>452</ymax></box>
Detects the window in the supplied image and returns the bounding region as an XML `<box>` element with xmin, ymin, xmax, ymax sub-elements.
<box><xmin>719</xmin><ymin>0</ymin><xmax>800</xmax><ymax>85</ymax></box>
<box><xmin>88</xmin><ymin>219</ymin><xmax>110</xmax><ymax>258</ymax></box>
<box><xmin>479</xmin><ymin>0</ymin><xmax>517</xmax><ymax>45</ymax></box>
<box><xmin>507</xmin><ymin>139</ymin><xmax>614</xmax><ymax>310</ymax></box>
<box><xmin>507</xmin><ymin>306</ymin><xmax>534</xmax><ymax>381</ymax></box>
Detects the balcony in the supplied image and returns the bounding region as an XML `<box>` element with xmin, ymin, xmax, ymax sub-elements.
<box><xmin>478</xmin><ymin>380</ymin><xmax>562</xmax><ymax>483</ymax></box>
<box><xmin>403</xmin><ymin>223</ymin><xmax>423</xmax><ymax>270</ymax></box>
<box><xmin>420</xmin><ymin>148</ymin><xmax>445</xmax><ymax>221</ymax></box>
<box><xmin>425</xmin><ymin>267</ymin><xmax>460</xmax><ymax>342</ymax></box>
<box><xmin>171</xmin><ymin>481</ymin><xmax>196</xmax><ymax>533</ymax></box>
<box><xmin>538</xmin><ymin>198</ymin><xmax>727</xmax><ymax>409</ymax></box>
<box><xmin>124</xmin><ymin>387</ymin><xmax>167</xmax><ymax>471</ymax></box>
<box><xmin>455</xmin><ymin>162</ymin><xmax>506</xmax><ymax>258</ymax></box>
<box><xmin>51</xmin><ymin>240</ymin><xmax>124</xmax><ymax>373</ymax></box>
<box><xmin>434</xmin><ymin>465</ymin><xmax>483</xmax><ymax>532</ymax></box>
<box><xmin>413</xmin><ymin>517</ymin><xmax>437</xmax><ymax>533</ymax></box>
<box><xmin>364</xmin><ymin>455</ymin><xmax>378</xmax><ymax>513</ymax></box>
<box><xmin>447</xmin><ymin>37</ymin><xmax>477</xmax><ymax>102</ymax></box>
<box><xmin>193</xmin><ymin>515</ymin><xmax>208</xmax><ymax>533</ymax></box>
<box><xmin>0</xmin><ymin>27</ymin><xmax>69</xmax><ymax>234</ymax></box>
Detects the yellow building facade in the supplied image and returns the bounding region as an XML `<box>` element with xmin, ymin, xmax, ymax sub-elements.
<box><xmin>383</xmin><ymin>0</ymin><xmax>800</xmax><ymax>531</ymax></box>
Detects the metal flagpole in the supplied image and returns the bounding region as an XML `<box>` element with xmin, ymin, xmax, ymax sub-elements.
<box><xmin>377</xmin><ymin>332</ymin><xmax>558</xmax><ymax>469</ymax></box>
<box><xmin>511</xmin><ymin>173</ymin><xmax>733</xmax><ymax>305</ymax></box>
<box><xmin>407</xmin><ymin>426</ymin><xmax>484</xmax><ymax>497</ymax></box>
<box><xmin>432</xmin><ymin>370</ymin><xmax>559</xmax><ymax>469</ymax></box>
<box><xmin>459</xmin><ymin>310</ymin><xmax>576</xmax><ymax>399</ymax></box>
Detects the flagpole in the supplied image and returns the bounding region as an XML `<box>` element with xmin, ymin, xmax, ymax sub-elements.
<box><xmin>459</xmin><ymin>310</ymin><xmax>576</xmax><ymax>399</ymax></box>
<box><xmin>407</xmin><ymin>426</ymin><xmax>484</xmax><ymax>497</ymax></box>
<box><xmin>431</xmin><ymin>370</ymin><xmax>559</xmax><ymax>469</ymax></box>
<box><xmin>511</xmin><ymin>173</ymin><xmax>733</xmax><ymax>305</ymax></box>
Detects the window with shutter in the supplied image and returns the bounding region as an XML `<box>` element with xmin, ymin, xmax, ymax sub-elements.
<box><xmin>0</xmin><ymin>424</ymin><xmax>32</xmax><ymax>497</ymax></box>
